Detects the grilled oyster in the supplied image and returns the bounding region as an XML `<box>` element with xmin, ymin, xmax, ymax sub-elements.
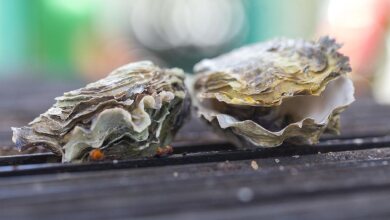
<box><xmin>12</xmin><ymin>61</ymin><xmax>191</xmax><ymax>162</ymax></box>
<box><xmin>193</xmin><ymin>37</ymin><xmax>355</xmax><ymax>148</ymax></box>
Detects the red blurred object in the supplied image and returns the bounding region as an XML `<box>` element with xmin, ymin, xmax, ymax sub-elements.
<box><xmin>318</xmin><ymin>0</ymin><xmax>390</xmax><ymax>95</ymax></box>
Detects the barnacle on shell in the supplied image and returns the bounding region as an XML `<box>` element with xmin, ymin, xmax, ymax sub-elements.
<box><xmin>12</xmin><ymin>61</ymin><xmax>191</xmax><ymax>162</ymax></box>
<box><xmin>193</xmin><ymin>36</ymin><xmax>355</xmax><ymax>148</ymax></box>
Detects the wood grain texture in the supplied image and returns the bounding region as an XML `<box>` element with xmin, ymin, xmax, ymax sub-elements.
<box><xmin>1</xmin><ymin>148</ymin><xmax>390</xmax><ymax>220</ymax></box>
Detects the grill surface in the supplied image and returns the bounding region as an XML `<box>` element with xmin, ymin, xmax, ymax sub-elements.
<box><xmin>1</xmin><ymin>78</ymin><xmax>390</xmax><ymax>220</ymax></box>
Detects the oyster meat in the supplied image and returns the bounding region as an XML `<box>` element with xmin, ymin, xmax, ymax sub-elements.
<box><xmin>12</xmin><ymin>61</ymin><xmax>191</xmax><ymax>162</ymax></box>
<box><xmin>193</xmin><ymin>36</ymin><xmax>355</xmax><ymax>148</ymax></box>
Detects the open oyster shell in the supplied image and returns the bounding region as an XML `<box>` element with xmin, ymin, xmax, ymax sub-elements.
<box><xmin>12</xmin><ymin>61</ymin><xmax>191</xmax><ymax>162</ymax></box>
<box><xmin>193</xmin><ymin>37</ymin><xmax>355</xmax><ymax>148</ymax></box>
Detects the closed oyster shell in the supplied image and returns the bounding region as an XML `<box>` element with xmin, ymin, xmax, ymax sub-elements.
<box><xmin>12</xmin><ymin>61</ymin><xmax>191</xmax><ymax>162</ymax></box>
<box><xmin>193</xmin><ymin>37</ymin><xmax>355</xmax><ymax>148</ymax></box>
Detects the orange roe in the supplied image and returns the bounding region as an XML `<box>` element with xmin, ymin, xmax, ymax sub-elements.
<box><xmin>89</xmin><ymin>149</ymin><xmax>105</xmax><ymax>161</ymax></box>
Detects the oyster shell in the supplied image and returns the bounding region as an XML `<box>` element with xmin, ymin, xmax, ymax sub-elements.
<box><xmin>193</xmin><ymin>36</ymin><xmax>355</xmax><ymax>148</ymax></box>
<box><xmin>12</xmin><ymin>61</ymin><xmax>191</xmax><ymax>162</ymax></box>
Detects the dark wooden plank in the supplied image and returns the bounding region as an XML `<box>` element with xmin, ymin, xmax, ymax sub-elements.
<box><xmin>1</xmin><ymin>147</ymin><xmax>390</xmax><ymax>220</ymax></box>
<box><xmin>0</xmin><ymin>134</ymin><xmax>390</xmax><ymax>176</ymax></box>
<box><xmin>142</xmin><ymin>191</ymin><xmax>390</xmax><ymax>220</ymax></box>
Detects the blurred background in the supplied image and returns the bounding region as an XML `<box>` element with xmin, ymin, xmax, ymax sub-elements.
<box><xmin>0</xmin><ymin>0</ymin><xmax>390</xmax><ymax>101</ymax></box>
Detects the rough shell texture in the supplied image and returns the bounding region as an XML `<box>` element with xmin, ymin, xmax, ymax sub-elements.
<box><xmin>194</xmin><ymin>36</ymin><xmax>351</xmax><ymax>107</ymax></box>
<box><xmin>12</xmin><ymin>61</ymin><xmax>191</xmax><ymax>162</ymax></box>
<box><xmin>193</xmin><ymin>37</ymin><xmax>355</xmax><ymax>148</ymax></box>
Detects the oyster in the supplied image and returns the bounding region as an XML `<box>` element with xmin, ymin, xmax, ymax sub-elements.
<box><xmin>193</xmin><ymin>37</ymin><xmax>355</xmax><ymax>148</ymax></box>
<box><xmin>12</xmin><ymin>61</ymin><xmax>191</xmax><ymax>162</ymax></box>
